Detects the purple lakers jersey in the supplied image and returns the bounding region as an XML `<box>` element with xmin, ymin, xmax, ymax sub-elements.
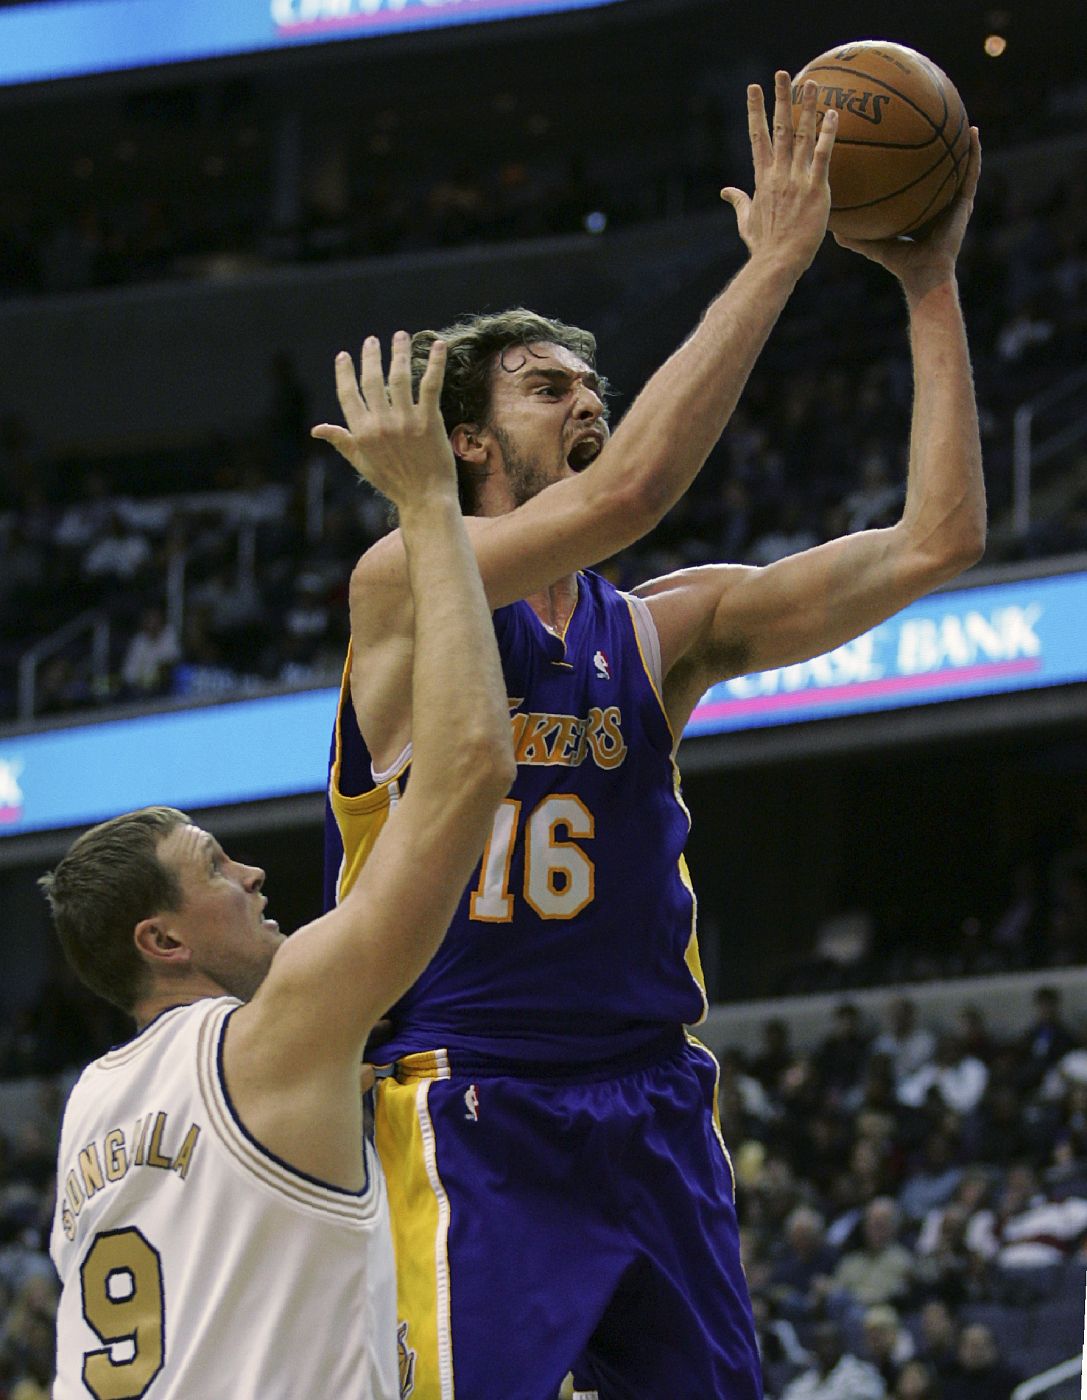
<box><xmin>324</xmin><ymin>569</ymin><xmax>707</xmax><ymax>1064</ymax></box>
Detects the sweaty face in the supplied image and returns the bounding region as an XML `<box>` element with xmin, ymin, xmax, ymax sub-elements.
<box><xmin>480</xmin><ymin>342</ymin><xmax>610</xmax><ymax>510</ymax></box>
<box><xmin>156</xmin><ymin>823</ymin><xmax>284</xmax><ymax>1002</ymax></box>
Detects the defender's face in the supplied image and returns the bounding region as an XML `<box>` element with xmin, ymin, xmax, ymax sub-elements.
<box><xmin>157</xmin><ymin>823</ymin><xmax>284</xmax><ymax>1001</ymax></box>
<box><xmin>481</xmin><ymin>341</ymin><xmax>609</xmax><ymax>508</ymax></box>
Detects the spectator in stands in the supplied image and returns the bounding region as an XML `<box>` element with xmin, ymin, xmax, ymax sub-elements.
<box><xmin>81</xmin><ymin>510</ymin><xmax>152</xmax><ymax>591</ymax></box>
<box><xmin>898</xmin><ymin>1129</ymin><xmax>964</xmax><ymax>1225</ymax></box>
<box><xmin>779</xmin><ymin>1320</ymin><xmax>885</xmax><ymax>1400</ymax></box>
<box><xmin>749</xmin><ymin>1016</ymin><xmax>794</xmax><ymax>1093</ymax></box>
<box><xmin>1045</xmin><ymin>1056</ymin><xmax>1087</xmax><ymax>1182</ymax></box>
<box><xmin>975</xmin><ymin>1168</ymin><xmax>1087</xmax><ymax>1274</ymax></box>
<box><xmin>34</xmin><ymin>656</ymin><xmax>93</xmax><ymax>717</ymax></box>
<box><xmin>783</xmin><ymin>1103</ymin><xmax>853</xmax><ymax>1202</ymax></box>
<box><xmin>848</xmin><ymin>1053</ymin><xmax>905</xmax><ymax>1127</ymax></box>
<box><xmin>1020</xmin><ymin>986</ymin><xmax>1079</xmax><ymax>1090</ymax></box>
<box><xmin>969</xmin><ymin>1079</ymin><xmax>1040</xmax><ymax>1166</ymax></box>
<box><xmin>749</xmin><ymin>1292</ymin><xmax>810</xmax><ymax>1396</ymax></box>
<box><xmin>188</xmin><ymin>562</ymin><xmax>266</xmax><ymax>644</ymax></box>
<box><xmin>995</xmin><ymin>295</ymin><xmax>1055</xmax><ymax>363</ymax></box>
<box><xmin>0</xmin><ymin>1274</ymin><xmax>56</xmax><ymax>1396</ymax></box>
<box><xmin>954</xmin><ymin>1004</ymin><xmax>994</xmax><ymax>1066</ymax></box>
<box><xmin>898</xmin><ymin>1034</ymin><xmax>988</xmax><ymax>1117</ymax></box>
<box><xmin>767</xmin><ymin>1205</ymin><xmax>838</xmax><ymax>1313</ymax></box>
<box><xmin>120</xmin><ymin>605</ymin><xmax>181</xmax><ymax>698</ymax></box>
<box><xmin>873</xmin><ymin>998</ymin><xmax>937</xmax><ymax>1088</ymax></box>
<box><xmin>52</xmin><ymin>469</ymin><xmax>114</xmax><ymax>553</ymax></box>
<box><xmin>860</xmin><ymin>1304</ymin><xmax>914</xmax><ymax>1392</ymax></box>
<box><xmin>719</xmin><ymin>1047</ymin><xmax>776</xmax><ymax>1125</ymax></box>
<box><xmin>847</xmin><ymin>1132</ymin><xmax>900</xmax><ymax>1205</ymax></box>
<box><xmin>825</xmin><ymin>1196</ymin><xmax>915</xmax><ymax>1308</ymax></box>
<box><xmin>892</xmin><ymin>1360</ymin><xmax>940</xmax><ymax>1400</ymax></box>
<box><xmin>845</xmin><ymin>446</ymin><xmax>904</xmax><ymax>532</ymax></box>
<box><xmin>911</xmin><ymin>1201</ymin><xmax>977</xmax><ymax>1306</ymax></box>
<box><xmin>816</xmin><ymin>1002</ymin><xmax>872</xmax><ymax>1104</ymax></box>
<box><xmin>941</xmin><ymin>1322</ymin><xmax>1021</xmax><ymax>1400</ymax></box>
<box><xmin>916</xmin><ymin>1165</ymin><xmax>992</xmax><ymax>1250</ymax></box>
<box><xmin>914</xmin><ymin>1299</ymin><xmax>960</xmax><ymax>1390</ymax></box>
<box><xmin>745</xmin><ymin>495</ymin><xmax>818</xmax><ymax>566</ymax></box>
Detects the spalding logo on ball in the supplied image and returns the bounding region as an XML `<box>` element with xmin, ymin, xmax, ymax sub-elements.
<box><xmin>792</xmin><ymin>40</ymin><xmax>970</xmax><ymax>240</ymax></box>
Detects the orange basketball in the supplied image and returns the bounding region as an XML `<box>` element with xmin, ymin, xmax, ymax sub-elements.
<box><xmin>792</xmin><ymin>40</ymin><xmax>970</xmax><ymax>240</ymax></box>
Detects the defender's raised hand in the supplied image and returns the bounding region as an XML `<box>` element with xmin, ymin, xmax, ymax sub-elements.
<box><xmin>311</xmin><ymin>332</ymin><xmax>455</xmax><ymax>508</ymax></box>
<box><xmin>720</xmin><ymin>73</ymin><xmax>837</xmax><ymax>273</ymax></box>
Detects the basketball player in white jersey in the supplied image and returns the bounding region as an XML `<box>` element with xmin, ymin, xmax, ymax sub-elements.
<box><xmin>44</xmin><ymin>334</ymin><xmax>515</xmax><ymax>1400</ymax></box>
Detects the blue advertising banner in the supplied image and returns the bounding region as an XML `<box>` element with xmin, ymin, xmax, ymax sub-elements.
<box><xmin>686</xmin><ymin>569</ymin><xmax>1087</xmax><ymax>736</ymax></box>
<box><xmin>0</xmin><ymin>0</ymin><xmax>626</xmax><ymax>88</ymax></box>
<box><xmin>0</xmin><ymin>569</ymin><xmax>1085</xmax><ymax>838</ymax></box>
<box><xmin>0</xmin><ymin>689</ymin><xmax>336</xmax><ymax>836</ymax></box>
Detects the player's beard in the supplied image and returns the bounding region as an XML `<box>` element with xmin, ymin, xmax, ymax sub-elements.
<box><xmin>491</xmin><ymin>425</ymin><xmax>555</xmax><ymax>508</ymax></box>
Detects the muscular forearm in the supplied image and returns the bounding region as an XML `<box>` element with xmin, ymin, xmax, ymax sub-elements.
<box><xmin>398</xmin><ymin>493</ymin><xmax>512</xmax><ymax>793</ymax></box>
<box><xmin>602</xmin><ymin>252</ymin><xmax>804</xmax><ymax>520</ymax></box>
<box><xmin>897</xmin><ymin>274</ymin><xmax>986</xmax><ymax>573</ymax></box>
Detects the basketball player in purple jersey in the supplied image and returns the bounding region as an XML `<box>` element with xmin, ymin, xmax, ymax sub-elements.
<box><xmin>314</xmin><ymin>78</ymin><xmax>984</xmax><ymax>1398</ymax></box>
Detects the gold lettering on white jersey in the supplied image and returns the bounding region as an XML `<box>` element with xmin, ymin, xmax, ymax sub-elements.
<box><xmin>146</xmin><ymin>1112</ymin><xmax>173</xmax><ymax>1169</ymax></box>
<box><xmin>132</xmin><ymin>1114</ymin><xmax>149</xmax><ymax>1165</ymax></box>
<box><xmin>65</xmin><ymin>1171</ymin><xmax>85</xmax><ymax>1217</ymax></box>
<box><xmin>104</xmin><ymin>1129</ymin><xmax>128</xmax><ymax>1182</ymax></box>
<box><xmin>172</xmin><ymin>1124</ymin><xmax>201</xmax><ymax>1179</ymax></box>
<box><xmin>78</xmin><ymin>1143</ymin><xmax>105</xmax><ymax>1199</ymax></box>
<box><xmin>58</xmin><ymin>1112</ymin><xmax>203</xmax><ymax>1244</ymax></box>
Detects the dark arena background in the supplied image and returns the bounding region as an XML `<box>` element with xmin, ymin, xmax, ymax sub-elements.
<box><xmin>1</xmin><ymin>0</ymin><xmax>1086</xmax><ymax>1394</ymax></box>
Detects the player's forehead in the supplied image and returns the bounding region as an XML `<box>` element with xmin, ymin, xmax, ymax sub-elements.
<box><xmin>491</xmin><ymin>341</ymin><xmax>596</xmax><ymax>389</ymax></box>
<box><xmin>158</xmin><ymin>822</ymin><xmax>219</xmax><ymax>871</ymax></box>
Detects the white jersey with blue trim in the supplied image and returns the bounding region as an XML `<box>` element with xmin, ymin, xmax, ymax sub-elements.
<box><xmin>51</xmin><ymin>998</ymin><xmax>398</xmax><ymax>1400</ymax></box>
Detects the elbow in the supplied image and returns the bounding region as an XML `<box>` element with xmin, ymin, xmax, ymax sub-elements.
<box><xmin>938</xmin><ymin>517</ymin><xmax>987</xmax><ymax>579</ymax></box>
<box><xmin>900</xmin><ymin>508</ymin><xmax>987</xmax><ymax>588</ymax></box>
<box><xmin>455</xmin><ymin>728</ymin><xmax>517</xmax><ymax>807</ymax></box>
<box><xmin>472</xmin><ymin>732</ymin><xmax>518</xmax><ymax>802</ymax></box>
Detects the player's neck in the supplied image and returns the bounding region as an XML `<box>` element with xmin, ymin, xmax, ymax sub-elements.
<box><xmin>526</xmin><ymin>574</ymin><xmax>579</xmax><ymax>636</ymax></box>
<box><xmin>132</xmin><ymin>978</ymin><xmax>223</xmax><ymax>1031</ymax></box>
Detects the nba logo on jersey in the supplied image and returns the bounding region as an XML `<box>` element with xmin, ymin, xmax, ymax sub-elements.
<box><xmin>464</xmin><ymin>1085</ymin><xmax>480</xmax><ymax>1121</ymax></box>
<box><xmin>593</xmin><ymin>649</ymin><xmax>611</xmax><ymax>679</ymax></box>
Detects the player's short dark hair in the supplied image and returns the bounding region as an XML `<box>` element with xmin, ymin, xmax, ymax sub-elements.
<box><xmin>39</xmin><ymin>806</ymin><xmax>189</xmax><ymax>1013</ymax></box>
<box><xmin>410</xmin><ymin>308</ymin><xmax>603</xmax><ymax>514</ymax></box>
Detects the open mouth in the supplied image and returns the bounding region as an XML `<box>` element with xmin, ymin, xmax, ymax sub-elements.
<box><xmin>566</xmin><ymin>435</ymin><xmax>604</xmax><ymax>471</ymax></box>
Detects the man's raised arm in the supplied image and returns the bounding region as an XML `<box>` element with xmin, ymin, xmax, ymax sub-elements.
<box><xmin>637</xmin><ymin>130</ymin><xmax>987</xmax><ymax>739</ymax></box>
<box><xmin>223</xmin><ymin>334</ymin><xmax>515</xmax><ymax>1182</ymax></box>
<box><xmin>321</xmin><ymin>77</ymin><xmax>839</xmax><ymax>616</ymax></box>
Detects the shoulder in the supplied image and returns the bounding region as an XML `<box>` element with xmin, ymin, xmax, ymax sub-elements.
<box><xmin>633</xmin><ymin>563</ymin><xmax>756</xmax><ymax>680</ymax></box>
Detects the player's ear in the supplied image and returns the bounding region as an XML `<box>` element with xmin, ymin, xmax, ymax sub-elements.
<box><xmin>450</xmin><ymin>423</ymin><xmax>486</xmax><ymax>463</ymax></box>
<box><xmin>134</xmin><ymin>917</ymin><xmax>190</xmax><ymax>967</ymax></box>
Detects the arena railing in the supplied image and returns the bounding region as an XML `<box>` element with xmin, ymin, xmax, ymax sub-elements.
<box><xmin>1012</xmin><ymin>363</ymin><xmax>1087</xmax><ymax>537</ymax></box>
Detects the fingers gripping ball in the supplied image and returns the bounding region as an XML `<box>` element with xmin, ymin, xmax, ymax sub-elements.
<box><xmin>792</xmin><ymin>40</ymin><xmax>970</xmax><ymax>240</ymax></box>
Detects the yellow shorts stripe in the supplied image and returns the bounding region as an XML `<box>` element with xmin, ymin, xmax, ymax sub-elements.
<box><xmin>374</xmin><ymin>1076</ymin><xmax>454</xmax><ymax>1399</ymax></box>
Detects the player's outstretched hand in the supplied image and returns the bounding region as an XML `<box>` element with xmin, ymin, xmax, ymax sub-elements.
<box><xmin>720</xmin><ymin>73</ymin><xmax>838</xmax><ymax>275</ymax></box>
<box><xmin>311</xmin><ymin>333</ymin><xmax>456</xmax><ymax>509</ymax></box>
<box><xmin>832</xmin><ymin>128</ymin><xmax>982</xmax><ymax>295</ymax></box>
